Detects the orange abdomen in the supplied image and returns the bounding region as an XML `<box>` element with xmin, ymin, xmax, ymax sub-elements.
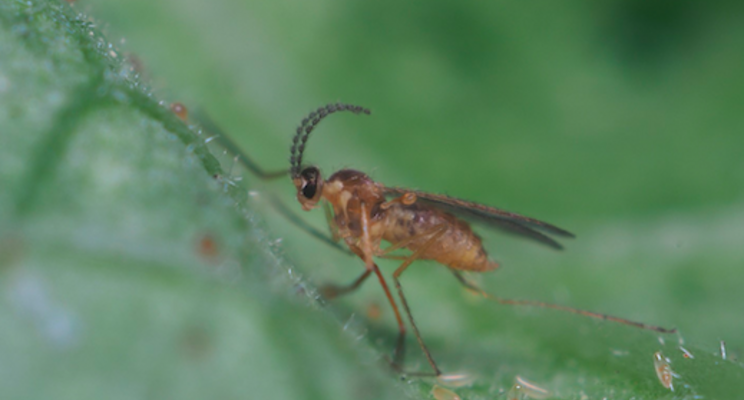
<box><xmin>383</xmin><ymin>204</ymin><xmax>499</xmax><ymax>272</ymax></box>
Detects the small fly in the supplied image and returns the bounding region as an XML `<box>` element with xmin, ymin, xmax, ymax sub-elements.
<box><xmin>211</xmin><ymin>103</ymin><xmax>676</xmax><ymax>377</ymax></box>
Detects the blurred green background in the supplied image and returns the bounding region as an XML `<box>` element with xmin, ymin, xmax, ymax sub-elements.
<box><xmin>3</xmin><ymin>0</ymin><xmax>744</xmax><ymax>398</ymax></box>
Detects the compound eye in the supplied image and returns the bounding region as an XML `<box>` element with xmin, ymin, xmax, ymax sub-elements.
<box><xmin>300</xmin><ymin>167</ymin><xmax>321</xmax><ymax>199</ymax></box>
<box><xmin>302</xmin><ymin>181</ymin><xmax>317</xmax><ymax>199</ymax></box>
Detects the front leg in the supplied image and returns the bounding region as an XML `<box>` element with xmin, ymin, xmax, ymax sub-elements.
<box><xmin>323</xmin><ymin>201</ymin><xmax>342</xmax><ymax>242</ymax></box>
<box><xmin>319</xmin><ymin>268</ymin><xmax>372</xmax><ymax>300</ymax></box>
<box><xmin>195</xmin><ymin>110</ymin><xmax>288</xmax><ymax>180</ymax></box>
<box><xmin>316</xmin><ymin>202</ymin><xmax>366</xmax><ymax>300</ymax></box>
<box><xmin>320</xmin><ymin>201</ymin><xmax>413</xmax><ymax>373</ymax></box>
<box><xmin>391</xmin><ymin>224</ymin><xmax>448</xmax><ymax>376</ymax></box>
<box><xmin>359</xmin><ymin>201</ymin><xmax>412</xmax><ymax>371</ymax></box>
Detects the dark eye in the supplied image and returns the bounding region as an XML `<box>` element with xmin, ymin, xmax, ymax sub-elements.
<box><xmin>300</xmin><ymin>167</ymin><xmax>320</xmax><ymax>199</ymax></box>
<box><xmin>302</xmin><ymin>181</ymin><xmax>317</xmax><ymax>199</ymax></box>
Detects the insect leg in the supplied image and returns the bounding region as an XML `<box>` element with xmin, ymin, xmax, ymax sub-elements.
<box><xmin>319</xmin><ymin>269</ymin><xmax>372</xmax><ymax>300</ymax></box>
<box><xmin>451</xmin><ymin>271</ymin><xmax>676</xmax><ymax>333</ymax></box>
<box><xmin>195</xmin><ymin>112</ymin><xmax>354</xmax><ymax>254</ymax></box>
<box><xmin>370</xmin><ymin>262</ymin><xmax>410</xmax><ymax>369</ymax></box>
<box><xmin>392</xmin><ymin>224</ymin><xmax>449</xmax><ymax>376</ymax></box>
<box><xmin>316</xmin><ymin>202</ymin><xmax>372</xmax><ymax>298</ymax></box>
<box><xmin>354</xmin><ymin>201</ymin><xmax>413</xmax><ymax>371</ymax></box>
<box><xmin>323</xmin><ymin>201</ymin><xmax>342</xmax><ymax>242</ymax></box>
<box><xmin>267</xmin><ymin>195</ymin><xmax>352</xmax><ymax>254</ymax></box>
<box><xmin>195</xmin><ymin>109</ymin><xmax>289</xmax><ymax>180</ymax></box>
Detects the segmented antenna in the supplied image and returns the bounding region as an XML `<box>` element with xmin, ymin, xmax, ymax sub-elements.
<box><xmin>289</xmin><ymin>103</ymin><xmax>371</xmax><ymax>178</ymax></box>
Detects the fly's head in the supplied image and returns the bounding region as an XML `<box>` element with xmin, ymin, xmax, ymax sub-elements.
<box><xmin>288</xmin><ymin>103</ymin><xmax>370</xmax><ymax>211</ymax></box>
<box><xmin>293</xmin><ymin>166</ymin><xmax>324</xmax><ymax>211</ymax></box>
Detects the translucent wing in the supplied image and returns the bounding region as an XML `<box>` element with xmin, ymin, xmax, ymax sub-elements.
<box><xmin>382</xmin><ymin>187</ymin><xmax>575</xmax><ymax>250</ymax></box>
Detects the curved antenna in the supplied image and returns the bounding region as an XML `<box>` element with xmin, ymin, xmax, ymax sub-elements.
<box><xmin>289</xmin><ymin>103</ymin><xmax>371</xmax><ymax>178</ymax></box>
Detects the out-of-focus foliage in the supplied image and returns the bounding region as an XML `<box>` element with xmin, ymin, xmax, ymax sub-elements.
<box><xmin>2</xmin><ymin>0</ymin><xmax>744</xmax><ymax>398</ymax></box>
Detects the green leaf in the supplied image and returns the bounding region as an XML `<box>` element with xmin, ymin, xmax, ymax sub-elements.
<box><xmin>0</xmin><ymin>2</ymin><xmax>400</xmax><ymax>399</ymax></box>
<box><xmin>3</xmin><ymin>1</ymin><xmax>744</xmax><ymax>399</ymax></box>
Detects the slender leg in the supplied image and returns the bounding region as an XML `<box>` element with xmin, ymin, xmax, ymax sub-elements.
<box><xmin>323</xmin><ymin>202</ymin><xmax>342</xmax><ymax>242</ymax></box>
<box><xmin>451</xmin><ymin>271</ymin><xmax>676</xmax><ymax>333</ymax></box>
<box><xmin>197</xmin><ymin>111</ymin><xmax>353</xmax><ymax>255</ymax></box>
<box><xmin>391</xmin><ymin>225</ymin><xmax>448</xmax><ymax>376</ymax></box>
<box><xmin>354</xmin><ymin>202</ymin><xmax>414</xmax><ymax>371</ymax></box>
<box><xmin>195</xmin><ymin>110</ymin><xmax>288</xmax><ymax>180</ymax></box>
<box><xmin>267</xmin><ymin>195</ymin><xmax>351</xmax><ymax>255</ymax></box>
<box><xmin>317</xmin><ymin>202</ymin><xmax>375</xmax><ymax>298</ymax></box>
<box><xmin>369</xmin><ymin>262</ymin><xmax>409</xmax><ymax>368</ymax></box>
<box><xmin>319</xmin><ymin>269</ymin><xmax>372</xmax><ymax>300</ymax></box>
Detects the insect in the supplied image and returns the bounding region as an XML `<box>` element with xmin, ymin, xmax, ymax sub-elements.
<box><xmin>211</xmin><ymin>102</ymin><xmax>676</xmax><ymax>377</ymax></box>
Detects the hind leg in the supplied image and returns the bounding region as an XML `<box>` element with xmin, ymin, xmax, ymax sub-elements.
<box><xmin>451</xmin><ymin>271</ymin><xmax>675</xmax><ymax>333</ymax></box>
